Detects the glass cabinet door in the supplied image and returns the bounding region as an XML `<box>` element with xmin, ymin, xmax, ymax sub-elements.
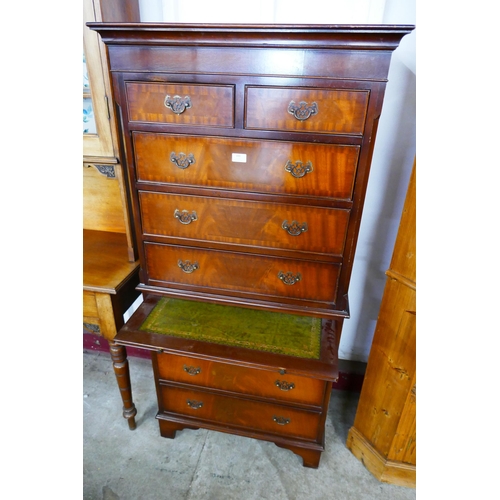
<box><xmin>83</xmin><ymin>51</ymin><xmax>97</xmax><ymax>135</ymax></box>
<box><xmin>83</xmin><ymin>0</ymin><xmax>115</xmax><ymax>160</ymax></box>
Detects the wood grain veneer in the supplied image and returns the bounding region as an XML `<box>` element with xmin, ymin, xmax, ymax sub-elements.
<box><xmin>133</xmin><ymin>132</ymin><xmax>359</xmax><ymax>200</ymax></box>
<box><xmin>126</xmin><ymin>82</ymin><xmax>234</xmax><ymax>126</ymax></box>
<box><xmin>245</xmin><ymin>87</ymin><xmax>369</xmax><ymax>135</ymax></box>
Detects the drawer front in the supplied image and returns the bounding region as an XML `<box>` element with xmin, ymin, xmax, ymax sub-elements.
<box><xmin>159</xmin><ymin>384</ymin><xmax>321</xmax><ymax>441</ymax></box>
<box><xmin>140</xmin><ymin>192</ymin><xmax>349</xmax><ymax>256</ymax></box>
<box><xmin>246</xmin><ymin>86</ymin><xmax>369</xmax><ymax>135</ymax></box>
<box><xmin>156</xmin><ymin>352</ymin><xmax>326</xmax><ymax>406</ymax></box>
<box><xmin>133</xmin><ymin>132</ymin><xmax>359</xmax><ymax>200</ymax></box>
<box><xmin>145</xmin><ymin>243</ymin><xmax>340</xmax><ymax>303</ymax></box>
<box><xmin>126</xmin><ymin>83</ymin><xmax>234</xmax><ymax>127</ymax></box>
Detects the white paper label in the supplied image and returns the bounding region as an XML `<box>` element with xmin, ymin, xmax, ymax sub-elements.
<box><xmin>232</xmin><ymin>153</ymin><xmax>247</xmax><ymax>163</ymax></box>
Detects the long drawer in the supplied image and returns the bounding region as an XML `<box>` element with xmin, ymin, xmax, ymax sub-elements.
<box><xmin>144</xmin><ymin>242</ymin><xmax>340</xmax><ymax>303</ymax></box>
<box><xmin>158</xmin><ymin>383</ymin><xmax>322</xmax><ymax>441</ymax></box>
<box><xmin>133</xmin><ymin>132</ymin><xmax>359</xmax><ymax>200</ymax></box>
<box><xmin>245</xmin><ymin>86</ymin><xmax>369</xmax><ymax>135</ymax></box>
<box><xmin>126</xmin><ymin>82</ymin><xmax>234</xmax><ymax>127</ymax></box>
<box><xmin>156</xmin><ymin>352</ymin><xmax>326</xmax><ymax>406</ymax></box>
<box><xmin>139</xmin><ymin>191</ymin><xmax>349</xmax><ymax>256</ymax></box>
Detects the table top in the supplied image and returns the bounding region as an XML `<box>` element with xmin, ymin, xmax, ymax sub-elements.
<box><xmin>83</xmin><ymin>229</ymin><xmax>140</xmax><ymax>294</ymax></box>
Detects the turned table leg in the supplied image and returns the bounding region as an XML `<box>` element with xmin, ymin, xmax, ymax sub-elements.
<box><xmin>109</xmin><ymin>342</ymin><xmax>137</xmax><ymax>430</ymax></box>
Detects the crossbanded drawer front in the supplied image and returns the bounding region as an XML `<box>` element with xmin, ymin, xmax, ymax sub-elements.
<box><xmin>159</xmin><ymin>384</ymin><xmax>321</xmax><ymax>441</ymax></box>
<box><xmin>139</xmin><ymin>192</ymin><xmax>349</xmax><ymax>256</ymax></box>
<box><xmin>144</xmin><ymin>243</ymin><xmax>340</xmax><ymax>303</ymax></box>
<box><xmin>133</xmin><ymin>132</ymin><xmax>359</xmax><ymax>200</ymax></box>
<box><xmin>156</xmin><ymin>352</ymin><xmax>326</xmax><ymax>406</ymax></box>
<box><xmin>125</xmin><ymin>83</ymin><xmax>234</xmax><ymax>127</ymax></box>
<box><xmin>246</xmin><ymin>87</ymin><xmax>369</xmax><ymax>135</ymax></box>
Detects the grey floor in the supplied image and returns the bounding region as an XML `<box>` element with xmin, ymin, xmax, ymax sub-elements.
<box><xmin>83</xmin><ymin>350</ymin><xmax>416</xmax><ymax>500</ymax></box>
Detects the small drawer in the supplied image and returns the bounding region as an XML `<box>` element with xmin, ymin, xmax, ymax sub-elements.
<box><xmin>158</xmin><ymin>384</ymin><xmax>322</xmax><ymax>441</ymax></box>
<box><xmin>133</xmin><ymin>132</ymin><xmax>359</xmax><ymax>200</ymax></box>
<box><xmin>144</xmin><ymin>242</ymin><xmax>340</xmax><ymax>303</ymax></box>
<box><xmin>156</xmin><ymin>352</ymin><xmax>326</xmax><ymax>406</ymax></box>
<box><xmin>125</xmin><ymin>83</ymin><xmax>234</xmax><ymax>127</ymax></box>
<box><xmin>139</xmin><ymin>192</ymin><xmax>349</xmax><ymax>256</ymax></box>
<box><xmin>245</xmin><ymin>86</ymin><xmax>369</xmax><ymax>135</ymax></box>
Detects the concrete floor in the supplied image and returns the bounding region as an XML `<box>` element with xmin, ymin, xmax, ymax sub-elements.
<box><xmin>83</xmin><ymin>350</ymin><xmax>416</xmax><ymax>500</ymax></box>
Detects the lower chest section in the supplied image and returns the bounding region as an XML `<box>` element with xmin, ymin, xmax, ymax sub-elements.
<box><xmin>152</xmin><ymin>350</ymin><xmax>331</xmax><ymax>445</ymax></box>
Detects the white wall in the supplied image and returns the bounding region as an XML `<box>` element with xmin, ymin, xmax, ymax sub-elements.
<box><xmin>141</xmin><ymin>0</ymin><xmax>389</xmax><ymax>23</ymax></box>
<box><xmin>136</xmin><ymin>0</ymin><xmax>416</xmax><ymax>362</ymax></box>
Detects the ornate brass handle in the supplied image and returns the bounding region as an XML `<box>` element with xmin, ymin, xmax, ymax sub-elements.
<box><xmin>164</xmin><ymin>95</ymin><xmax>192</xmax><ymax>114</ymax></box>
<box><xmin>282</xmin><ymin>220</ymin><xmax>308</xmax><ymax>236</ymax></box>
<box><xmin>170</xmin><ymin>152</ymin><xmax>195</xmax><ymax>169</ymax></box>
<box><xmin>187</xmin><ymin>399</ymin><xmax>203</xmax><ymax>410</ymax></box>
<box><xmin>178</xmin><ymin>260</ymin><xmax>199</xmax><ymax>274</ymax></box>
<box><xmin>273</xmin><ymin>416</ymin><xmax>290</xmax><ymax>426</ymax></box>
<box><xmin>174</xmin><ymin>209</ymin><xmax>198</xmax><ymax>225</ymax></box>
<box><xmin>183</xmin><ymin>365</ymin><xmax>201</xmax><ymax>376</ymax></box>
<box><xmin>275</xmin><ymin>380</ymin><xmax>295</xmax><ymax>391</ymax></box>
<box><xmin>284</xmin><ymin>160</ymin><xmax>313</xmax><ymax>178</ymax></box>
<box><xmin>278</xmin><ymin>271</ymin><xmax>302</xmax><ymax>286</ymax></box>
<box><xmin>288</xmin><ymin>100</ymin><xmax>318</xmax><ymax>121</ymax></box>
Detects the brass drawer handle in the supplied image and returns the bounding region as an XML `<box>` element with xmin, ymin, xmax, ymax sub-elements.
<box><xmin>275</xmin><ymin>380</ymin><xmax>295</xmax><ymax>391</ymax></box>
<box><xmin>174</xmin><ymin>209</ymin><xmax>198</xmax><ymax>225</ymax></box>
<box><xmin>187</xmin><ymin>399</ymin><xmax>203</xmax><ymax>410</ymax></box>
<box><xmin>273</xmin><ymin>416</ymin><xmax>291</xmax><ymax>426</ymax></box>
<box><xmin>278</xmin><ymin>271</ymin><xmax>302</xmax><ymax>286</ymax></box>
<box><xmin>164</xmin><ymin>94</ymin><xmax>191</xmax><ymax>114</ymax></box>
<box><xmin>284</xmin><ymin>160</ymin><xmax>313</xmax><ymax>178</ymax></box>
<box><xmin>183</xmin><ymin>365</ymin><xmax>201</xmax><ymax>376</ymax></box>
<box><xmin>178</xmin><ymin>260</ymin><xmax>199</xmax><ymax>274</ymax></box>
<box><xmin>170</xmin><ymin>152</ymin><xmax>195</xmax><ymax>169</ymax></box>
<box><xmin>288</xmin><ymin>100</ymin><xmax>318</xmax><ymax>121</ymax></box>
<box><xmin>282</xmin><ymin>220</ymin><xmax>308</xmax><ymax>236</ymax></box>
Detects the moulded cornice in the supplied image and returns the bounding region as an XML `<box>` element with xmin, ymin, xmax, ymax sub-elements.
<box><xmin>87</xmin><ymin>23</ymin><xmax>415</xmax><ymax>51</ymax></box>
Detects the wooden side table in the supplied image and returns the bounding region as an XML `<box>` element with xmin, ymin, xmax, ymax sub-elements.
<box><xmin>83</xmin><ymin>0</ymin><xmax>141</xmax><ymax>431</ymax></box>
<box><xmin>83</xmin><ymin>229</ymin><xmax>141</xmax><ymax>429</ymax></box>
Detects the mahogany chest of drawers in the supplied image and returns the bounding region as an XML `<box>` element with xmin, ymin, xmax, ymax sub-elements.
<box><xmin>89</xmin><ymin>23</ymin><xmax>413</xmax><ymax>467</ymax></box>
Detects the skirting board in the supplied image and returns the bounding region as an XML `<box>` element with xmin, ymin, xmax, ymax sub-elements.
<box><xmin>346</xmin><ymin>426</ymin><xmax>416</xmax><ymax>488</ymax></box>
<box><xmin>83</xmin><ymin>332</ymin><xmax>366</xmax><ymax>392</ymax></box>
